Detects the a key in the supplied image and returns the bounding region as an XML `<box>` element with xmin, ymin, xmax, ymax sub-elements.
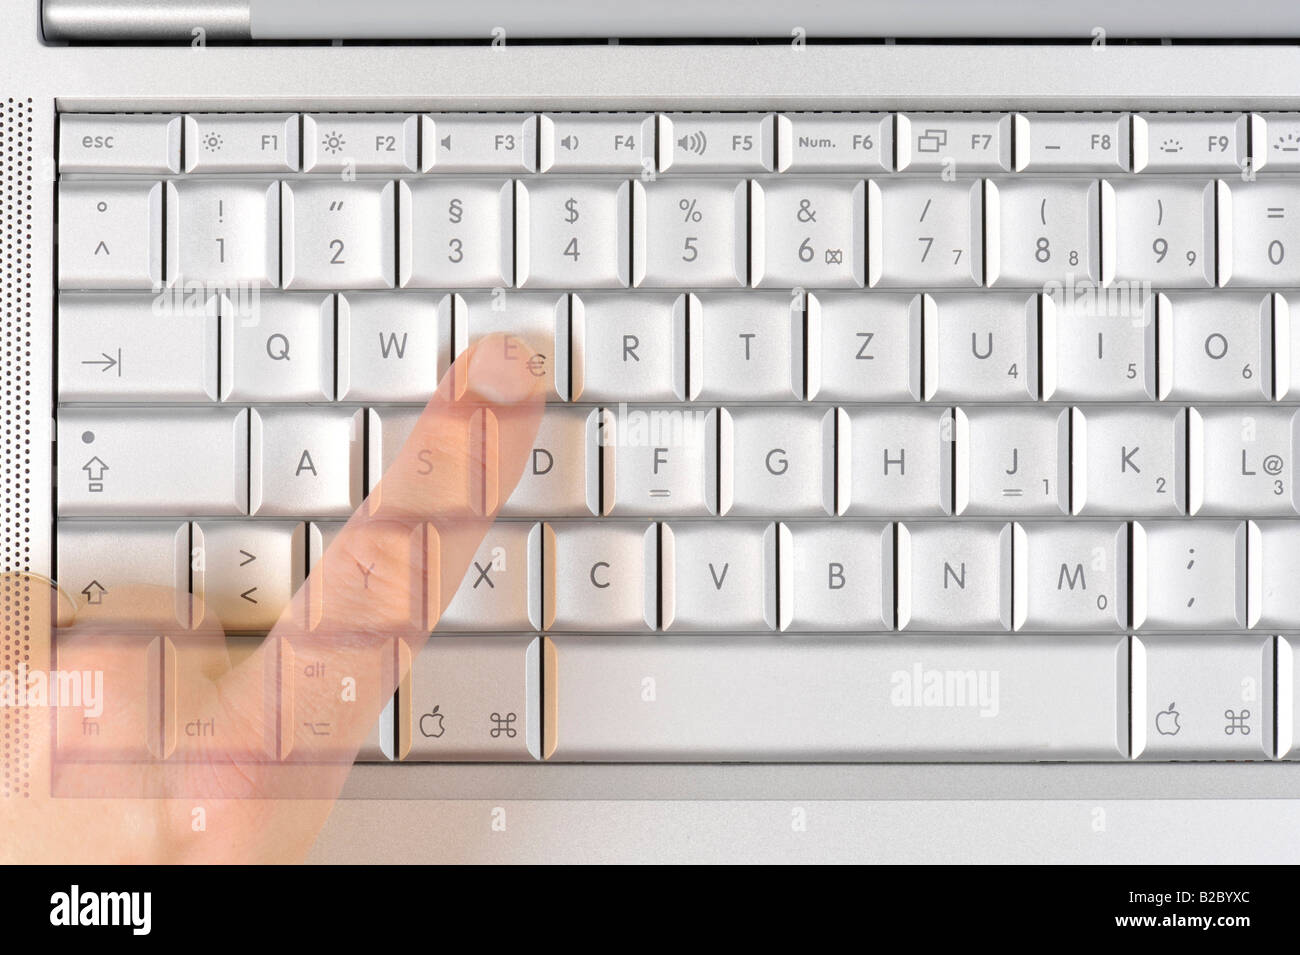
<box><xmin>424</xmin><ymin>113</ymin><xmax>537</xmax><ymax>173</ymax></box>
<box><xmin>805</xmin><ymin>292</ymin><xmax>922</xmax><ymax>402</ymax></box>
<box><xmin>499</xmin><ymin>407</ymin><xmax>598</xmax><ymax>517</ymax></box>
<box><xmin>689</xmin><ymin>292</ymin><xmax>802</xmax><ymax>400</ymax></box>
<box><xmin>166</xmin><ymin>180</ymin><xmax>280</xmax><ymax>287</ymax></box>
<box><xmin>923</xmin><ymin>292</ymin><xmax>1038</xmax><ymax>401</ymax></box>
<box><xmin>57</xmin><ymin>292</ymin><xmax>219</xmax><ymax>402</ymax></box>
<box><xmin>1041</xmin><ymin>286</ymin><xmax>1156</xmax><ymax>401</ymax></box>
<box><xmin>163</xmin><ymin>636</ymin><xmax>278</xmax><ymax>761</ymax></box>
<box><xmin>279</xmin><ymin>634</ymin><xmax>397</xmax><ymax>762</ymax></box>
<box><xmin>1220</xmin><ymin>181</ymin><xmax>1300</xmax><ymax>287</ymax></box>
<box><xmin>399</xmin><ymin>179</ymin><xmax>513</xmax><ymax>289</ymax></box>
<box><xmin>541</xmin><ymin>522</ymin><xmax>657</xmax><ymax>631</ymax></box>
<box><xmin>841</xmin><ymin>407</ymin><xmax>954</xmax><ymax>517</ymax></box>
<box><xmin>516</xmin><ymin>179</ymin><xmax>630</xmax><ymax>288</ymax></box>
<box><xmin>307</xmin><ymin>519</ymin><xmax>428</xmax><ymax>632</ymax></box>
<box><xmin>54</xmin><ymin>635</ymin><xmax>163</xmax><ymax>761</ymax></box>
<box><xmin>1132</xmin><ymin>520</ymin><xmax>1246</xmax><ymax>630</ymax></box>
<box><xmin>955</xmin><ymin>407</ymin><xmax>1069</xmax><ymax>516</ymax></box>
<box><xmin>1012</xmin><ymin>521</ymin><xmax>1128</xmax><ymax>631</ymax></box>
<box><xmin>452</xmin><ymin>291</ymin><xmax>568</xmax><ymax>401</ymax></box>
<box><xmin>896</xmin><ymin>113</ymin><xmax>1012</xmax><ymax>172</ymax></box>
<box><xmin>778</xmin><ymin>521</ymin><xmax>894</xmax><ymax>632</ymax></box>
<box><xmin>539</xmin><ymin>113</ymin><xmax>655</xmax><ymax>173</ymax></box>
<box><xmin>435</xmin><ymin>522</ymin><xmax>541</xmax><ymax>632</ymax></box>
<box><xmin>250</xmin><ymin>407</ymin><xmax>364</xmax><ymax>518</ymax></box>
<box><xmin>570</xmin><ymin>292</ymin><xmax>686</xmax><ymax>402</ymax></box>
<box><xmin>1104</xmin><ymin>179</ymin><xmax>1216</xmax><ymax>287</ymax></box>
<box><xmin>1158</xmin><ymin>292</ymin><xmax>1272</xmax><ymax>401</ymax></box>
<box><xmin>221</xmin><ymin>292</ymin><xmax>334</xmax><ymax>402</ymax></box>
<box><xmin>776</xmin><ymin>113</ymin><xmax>892</xmax><ymax>172</ymax></box>
<box><xmin>1133</xmin><ymin>635</ymin><xmax>1273</xmax><ymax>760</ymax></box>
<box><xmin>542</xmin><ymin>634</ymin><xmax>1129</xmax><ymax>760</ymax></box>
<box><xmin>1072</xmin><ymin>406</ymin><xmax>1186</xmax><ymax>516</ymax></box>
<box><xmin>1192</xmin><ymin>406</ymin><xmax>1298</xmax><ymax>516</ymax></box>
<box><xmin>631</xmin><ymin>179</ymin><xmax>747</xmax><ymax>288</ymax></box>
<box><xmin>602</xmin><ymin>405</ymin><xmax>716</xmax><ymax>517</ymax></box>
<box><xmin>751</xmin><ymin>179</ymin><xmax>865</xmax><ymax>288</ymax></box>
<box><xmin>56</xmin><ymin>521</ymin><xmax>189</xmax><ymax>628</ymax></box>
<box><xmin>720</xmin><ymin>406</ymin><xmax>835</xmax><ymax>517</ymax></box>
<box><xmin>183</xmin><ymin>113</ymin><xmax>299</xmax><ymax>172</ymax></box>
<box><xmin>60</xmin><ymin>113</ymin><xmax>181</xmax><ymax>173</ymax></box>
<box><xmin>1133</xmin><ymin>113</ymin><xmax>1248</xmax><ymax>173</ymax></box>
<box><xmin>661</xmin><ymin>521</ymin><xmax>776</xmax><ymax>631</ymax></box>
<box><xmin>58</xmin><ymin>408</ymin><xmax>249</xmax><ymax>516</ymax></box>
<box><xmin>869</xmin><ymin>180</ymin><xmax>983</xmax><ymax>287</ymax></box>
<box><xmin>897</xmin><ymin>522</ymin><xmax>1012</xmax><ymax>631</ymax></box>
<box><xmin>282</xmin><ymin>180</ymin><xmax>395</xmax><ymax>289</ymax></box>
<box><xmin>192</xmin><ymin>521</ymin><xmax>306</xmax><ymax>631</ymax></box>
<box><xmin>1015</xmin><ymin>112</ymin><xmax>1129</xmax><ymax>172</ymax></box>
<box><xmin>986</xmin><ymin>179</ymin><xmax>1100</xmax><ymax>286</ymax></box>
<box><xmin>58</xmin><ymin>181</ymin><xmax>163</xmax><ymax>289</ymax></box>
<box><xmin>400</xmin><ymin>635</ymin><xmax>541</xmax><ymax>761</ymax></box>
<box><xmin>1252</xmin><ymin>520</ymin><xmax>1300</xmax><ymax>629</ymax></box>
<box><xmin>1258</xmin><ymin>113</ymin><xmax>1300</xmax><ymax>171</ymax></box>
<box><xmin>337</xmin><ymin>291</ymin><xmax>449</xmax><ymax>402</ymax></box>
<box><xmin>658</xmin><ymin>113</ymin><xmax>775</xmax><ymax>173</ymax></box>
<box><xmin>303</xmin><ymin>113</ymin><xmax>419</xmax><ymax>172</ymax></box>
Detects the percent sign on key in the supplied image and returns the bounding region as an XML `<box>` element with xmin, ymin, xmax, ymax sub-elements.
<box><xmin>679</xmin><ymin>198</ymin><xmax>703</xmax><ymax>222</ymax></box>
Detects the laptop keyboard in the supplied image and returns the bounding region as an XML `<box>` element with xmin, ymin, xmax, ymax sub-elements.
<box><xmin>51</xmin><ymin>109</ymin><xmax>1300</xmax><ymax>763</ymax></box>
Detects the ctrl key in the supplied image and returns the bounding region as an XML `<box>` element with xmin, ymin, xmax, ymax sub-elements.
<box><xmin>163</xmin><ymin>636</ymin><xmax>276</xmax><ymax>761</ymax></box>
<box><xmin>54</xmin><ymin>634</ymin><xmax>163</xmax><ymax>761</ymax></box>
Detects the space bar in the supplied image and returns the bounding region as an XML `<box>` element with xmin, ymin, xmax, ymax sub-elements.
<box><xmin>543</xmin><ymin>635</ymin><xmax>1129</xmax><ymax>761</ymax></box>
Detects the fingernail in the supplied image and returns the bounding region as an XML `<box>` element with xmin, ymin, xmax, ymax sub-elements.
<box><xmin>466</xmin><ymin>334</ymin><xmax>544</xmax><ymax>404</ymax></box>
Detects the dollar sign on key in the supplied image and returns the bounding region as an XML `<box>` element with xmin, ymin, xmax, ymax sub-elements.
<box><xmin>564</xmin><ymin>198</ymin><xmax>580</xmax><ymax>223</ymax></box>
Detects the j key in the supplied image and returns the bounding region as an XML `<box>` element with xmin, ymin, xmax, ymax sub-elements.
<box><xmin>303</xmin><ymin>113</ymin><xmax>419</xmax><ymax>172</ymax></box>
<box><xmin>869</xmin><ymin>180</ymin><xmax>983</xmax><ymax>287</ymax></box>
<box><xmin>60</xmin><ymin>113</ymin><xmax>181</xmax><ymax>173</ymax></box>
<box><xmin>777</xmin><ymin>521</ymin><xmax>894</xmax><ymax>632</ymax></box>
<box><xmin>632</xmin><ymin>179</ymin><xmax>747</xmax><ymax>288</ymax></box>
<box><xmin>986</xmin><ymin>179</ymin><xmax>1100</xmax><ymax>286</ymax></box>
<box><xmin>56</xmin><ymin>521</ymin><xmax>189</xmax><ymax>629</ymax></box>
<box><xmin>1192</xmin><ymin>406</ymin><xmax>1299</xmax><ymax>516</ymax></box>
<box><xmin>776</xmin><ymin>113</ymin><xmax>892</xmax><ymax>173</ymax></box>
<box><xmin>55</xmin><ymin>635</ymin><xmax>163</xmax><ymax>761</ymax></box>
<box><xmin>336</xmin><ymin>291</ymin><xmax>449</xmax><ymax>402</ymax></box>
<box><xmin>58</xmin><ymin>407</ymin><xmax>249</xmax><ymax>516</ymax></box>
<box><xmin>307</xmin><ymin>519</ymin><xmax>428</xmax><ymax>632</ymax></box>
<box><xmin>434</xmin><ymin>522</ymin><xmax>540</xmax><ymax>632</ymax></box>
<box><xmin>896</xmin><ymin>113</ymin><xmax>1012</xmax><ymax>172</ymax></box>
<box><xmin>163</xmin><ymin>636</ymin><xmax>277</xmax><ymax>761</ymax></box>
<box><xmin>58</xmin><ymin>181</ymin><xmax>163</xmax><ymax>289</ymax></box>
<box><xmin>1252</xmin><ymin>521</ymin><xmax>1300</xmax><ymax>629</ymax></box>
<box><xmin>250</xmin><ymin>407</ymin><xmax>364</xmax><ymax>518</ymax></box>
<box><xmin>751</xmin><ymin>179</ymin><xmax>866</xmax><ymax>288</ymax></box>
<box><xmin>689</xmin><ymin>292</ymin><xmax>802</xmax><ymax>400</ymax></box>
<box><xmin>1220</xmin><ymin>181</ymin><xmax>1300</xmax><ymax>287</ymax></box>
<box><xmin>221</xmin><ymin>292</ymin><xmax>334</xmax><ymax>402</ymax></box>
<box><xmin>58</xmin><ymin>292</ymin><xmax>219</xmax><ymax>402</ymax></box>
<box><xmin>1015</xmin><ymin>112</ymin><xmax>1129</xmax><ymax>173</ymax></box>
<box><xmin>897</xmin><ymin>522</ymin><xmax>1013</xmax><ymax>632</ymax></box>
<box><xmin>516</xmin><ymin>179</ymin><xmax>630</xmax><ymax>288</ymax></box>
<box><xmin>658</xmin><ymin>113</ymin><xmax>775</xmax><ymax>173</ymax></box>
<box><xmin>1040</xmin><ymin>287</ymin><xmax>1156</xmax><ymax>401</ymax></box>
<box><xmin>841</xmin><ymin>407</ymin><xmax>955</xmax><ymax>517</ymax></box>
<box><xmin>541</xmin><ymin>522</ymin><xmax>657</xmax><ymax>631</ymax></box>
<box><xmin>279</xmin><ymin>634</ymin><xmax>396</xmax><ymax>762</ymax></box>
<box><xmin>1157</xmin><ymin>292</ymin><xmax>1272</xmax><ymax>401</ymax></box>
<box><xmin>602</xmin><ymin>405</ymin><xmax>715</xmax><ymax>517</ymax></box>
<box><xmin>719</xmin><ymin>406</ymin><xmax>834</xmax><ymax>517</ymax></box>
<box><xmin>1133</xmin><ymin>635</ymin><xmax>1273</xmax><ymax>760</ymax></box>
<box><xmin>1132</xmin><ymin>520</ymin><xmax>1246</xmax><ymax>630</ymax></box>
<box><xmin>499</xmin><ymin>407</ymin><xmax>597</xmax><ymax>518</ymax></box>
<box><xmin>805</xmin><ymin>292</ymin><xmax>922</xmax><ymax>402</ymax></box>
<box><xmin>1012</xmin><ymin>522</ymin><xmax>1128</xmax><ymax>631</ymax></box>
<box><xmin>1104</xmin><ymin>179</ymin><xmax>1216</xmax><ymax>287</ymax></box>
<box><xmin>955</xmin><ymin>407</ymin><xmax>1069</xmax><ymax>516</ymax></box>
<box><xmin>570</xmin><ymin>292</ymin><xmax>686</xmax><ymax>402</ymax></box>
<box><xmin>453</xmin><ymin>291</ymin><xmax>569</xmax><ymax>401</ymax></box>
<box><xmin>192</xmin><ymin>521</ymin><xmax>306</xmax><ymax>631</ymax></box>
<box><xmin>1071</xmin><ymin>407</ymin><xmax>1186</xmax><ymax>516</ymax></box>
<box><xmin>542</xmin><ymin>634</ymin><xmax>1128</xmax><ymax>760</ymax></box>
<box><xmin>661</xmin><ymin>521</ymin><xmax>776</xmax><ymax>632</ymax></box>
<box><xmin>166</xmin><ymin>180</ymin><xmax>280</xmax><ymax>287</ymax></box>
<box><xmin>399</xmin><ymin>179</ymin><xmax>513</xmax><ymax>289</ymax></box>
<box><xmin>923</xmin><ymin>292</ymin><xmax>1038</xmax><ymax>400</ymax></box>
<box><xmin>1133</xmin><ymin>113</ymin><xmax>1248</xmax><ymax>173</ymax></box>
<box><xmin>424</xmin><ymin>113</ymin><xmax>537</xmax><ymax>173</ymax></box>
<box><xmin>184</xmin><ymin>113</ymin><xmax>299</xmax><ymax>172</ymax></box>
<box><xmin>539</xmin><ymin>113</ymin><xmax>655</xmax><ymax>173</ymax></box>
<box><xmin>282</xmin><ymin>180</ymin><xmax>395</xmax><ymax>289</ymax></box>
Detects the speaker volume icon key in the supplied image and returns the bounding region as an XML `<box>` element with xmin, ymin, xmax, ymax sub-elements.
<box><xmin>677</xmin><ymin>130</ymin><xmax>708</xmax><ymax>156</ymax></box>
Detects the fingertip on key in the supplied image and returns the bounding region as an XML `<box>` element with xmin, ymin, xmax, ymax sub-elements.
<box><xmin>463</xmin><ymin>333</ymin><xmax>549</xmax><ymax>406</ymax></box>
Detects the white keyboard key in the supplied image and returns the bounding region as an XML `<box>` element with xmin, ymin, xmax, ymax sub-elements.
<box><xmin>303</xmin><ymin>113</ymin><xmax>418</xmax><ymax>172</ymax></box>
<box><xmin>56</xmin><ymin>521</ymin><xmax>189</xmax><ymax>628</ymax></box>
<box><xmin>1103</xmin><ymin>179</ymin><xmax>1216</xmax><ymax>287</ymax></box>
<box><xmin>1253</xmin><ymin>520</ymin><xmax>1300</xmax><ymax>628</ymax></box>
<box><xmin>57</xmin><ymin>408</ymin><xmax>248</xmax><ymax>516</ymax></box>
<box><xmin>1072</xmin><ymin>406</ymin><xmax>1186</xmax><ymax>516</ymax></box>
<box><xmin>364</xmin><ymin>406</ymin><xmax>480</xmax><ymax>518</ymax></box>
<box><xmin>1015</xmin><ymin>112</ymin><xmax>1129</xmax><ymax>172</ymax></box>
<box><xmin>1220</xmin><ymin>181</ymin><xmax>1300</xmax><ymax>287</ymax></box>
<box><xmin>986</xmin><ymin>179</ymin><xmax>1100</xmax><ymax>286</ymax></box>
<box><xmin>1193</xmin><ymin>406</ymin><xmax>1299</xmax><ymax>516</ymax></box>
<box><xmin>250</xmin><ymin>407</ymin><xmax>364</xmax><ymax>518</ymax></box>
<box><xmin>1133</xmin><ymin>635</ymin><xmax>1273</xmax><ymax>760</ymax></box>
<box><xmin>661</xmin><ymin>521</ymin><xmax>776</xmax><ymax>632</ymax></box>
<box><xmin>183</xmin><ymin>113</ymin><xmax>299</xmax><ymax>172</ymax></box>
<box><xmin>59</xmin><ymin>113</ymin><xmax>181</xmax><ymax>173</ymax></box>
<box><xmin>805</xmin><ymin>292</ymin><xmax>922</xmax><ymax>402</ymax></box>
<box><xmin>220</xmin><ymin>292</ymin><xmax>333</xmax><ymax>402</ymax></box>
<box><xmin>842</xmin><ymin>407</ymin><xmax>954</xmax><ymax>517</ymax></box>
<box><xmin>719</xmin><ymin>406</ymin><xmax>834</xmax><ymax>517</ymax></box>
<box><xmin>689</xmin><ymin>292</ymin><xmax>802</xmax><ymax>400</ymax></box>
<box><xmin>57</xmin><ymin>292</ymin><xmax>218</xmax><ymax>402</ymax></box>
<box><xmin>424</xmin><ymin>114</ymin><xmax>537</xmax><ymax>173</ymax></box>
<box><xmin>516</xmin><ymin>179</ymin><xmax>630</xmax><ymax>288</ymax></box>
<box><xmin>542</xmin><ymin>634</ymin><xmax>1128</xmax><ymax>760</ymax></box>
<box><xmin>897</xmin><ymin>522</ymin><xmax>1012</xmax><ymax>631</ymax></box>
<box><xmin>1012</xmin><ymin>521</ymin><xmax>1128</xmax><ymax>631</ymax></box>
<box><xmin>1041</xmin><ymin>286</ymin><xmax>1156</xmax><ymax>401</ymax></box>
<box><xmin>752</xmin><ymin>179</ymin><xmax>865</xmax><ymax>288</ymax></box>
<box><xmin>499</xmin><ymin>407</ymin><xmax>597</xmax><ymax>518</ymax></box>
<box><xmin>58</xmin><ymin>181</ymin><xmax>163</xmax><ymax>289</ymax></box>
<box><xmin>192</xmin><ymin>521</ymin><xmax>306</xmax><ymax>631</ymax></box>
<box><xmin>167</xmin><ymin>180</ymin><xmax>280</xmax><ymax>287</ymax></box>
<box><xmin>955</xmin><ymin>407</ymin><xmax>1069</xmax><ymax>516</ymax></box>
<box><xmin>281</xmin><ymin>180</ymin><xmax>395</xmax><ymax>289</ymax></box>
<box><xmin>571</xmin><ymin>292</ymin><xmax>685</xmax><ymax>402</ymax></box>
<box><xmin>337</xmin><ymin>291</ymin><xmax>449</xmax><ymax>402</ymax></box>
<box><xmin>539</xmin><ymin>113</ymin><xmax>655</xmax><ymax>173</ymax></box>
<box><xmin>778</xmin><ymin>521</ymin><xmax>894</xmax><ymax>632</ymax></box>
<box><xmin>924</xmin><ymin>292</ymin><xmax>1038</xmax><ymax>401</ymax></box>
<box><xmin>658</xmin><ymin>113</ymin><xmax>775</xmax><ymax>173</ymax></box>
<box><xmin>435</xmin><ymin>522</ymin><xmax>541</xmax><ymax>632</ymax></box>
<box><xmin>1157</xmin><ymin>292</ymin><xmax>1272</xmax><ymax>400</ymax></box>
<box><xmin>776</xmin><ymin>113</ymin><xmax>892</xmax><ymax>172</ymax></box>
<box><xmin>631</xmin><ymin>179</ymin><xmax>747</xmax><ymax>288</ymax></box>
<box><xmin>453</xmin><ymin>291</ymin><xmax>568</xmax><ymax>402</ymax></box>
<box><xmin>1133</xmin><ymin>113</ymin><xmax>1248</xmax><ymax>173</ymax></box>
<box><xmin>869</xmin><ymin>180</ymin><xmax>983</xmax><ymax>287</ymax></box>
<box><xmin>1132</xmin><ymin>520</ymin><xmax>1246</xmax><ymax>630</ymax></box>
<box><xmin>399</xmin><ymin>179</ymin><xmax>513</xmax><ymax>289</ymax></box>
<box><xmin>541</xmin><ymin>522</ymin><xmax>657</xmax><ymax>631</ymax></box>
<box><xmin>896</xmin><ymin>113</ymin><xmax>1011</xmax><ymax>172</ymax></box>
<box><xmin>1258</xmin><ymin>113</ymin><xmax>1300</xmax><ymax>171</ymax></box>
<box><xmin>603</xmin><ymin>405</ymin><xmax>715</xmax><ymax>517</ymax></box>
